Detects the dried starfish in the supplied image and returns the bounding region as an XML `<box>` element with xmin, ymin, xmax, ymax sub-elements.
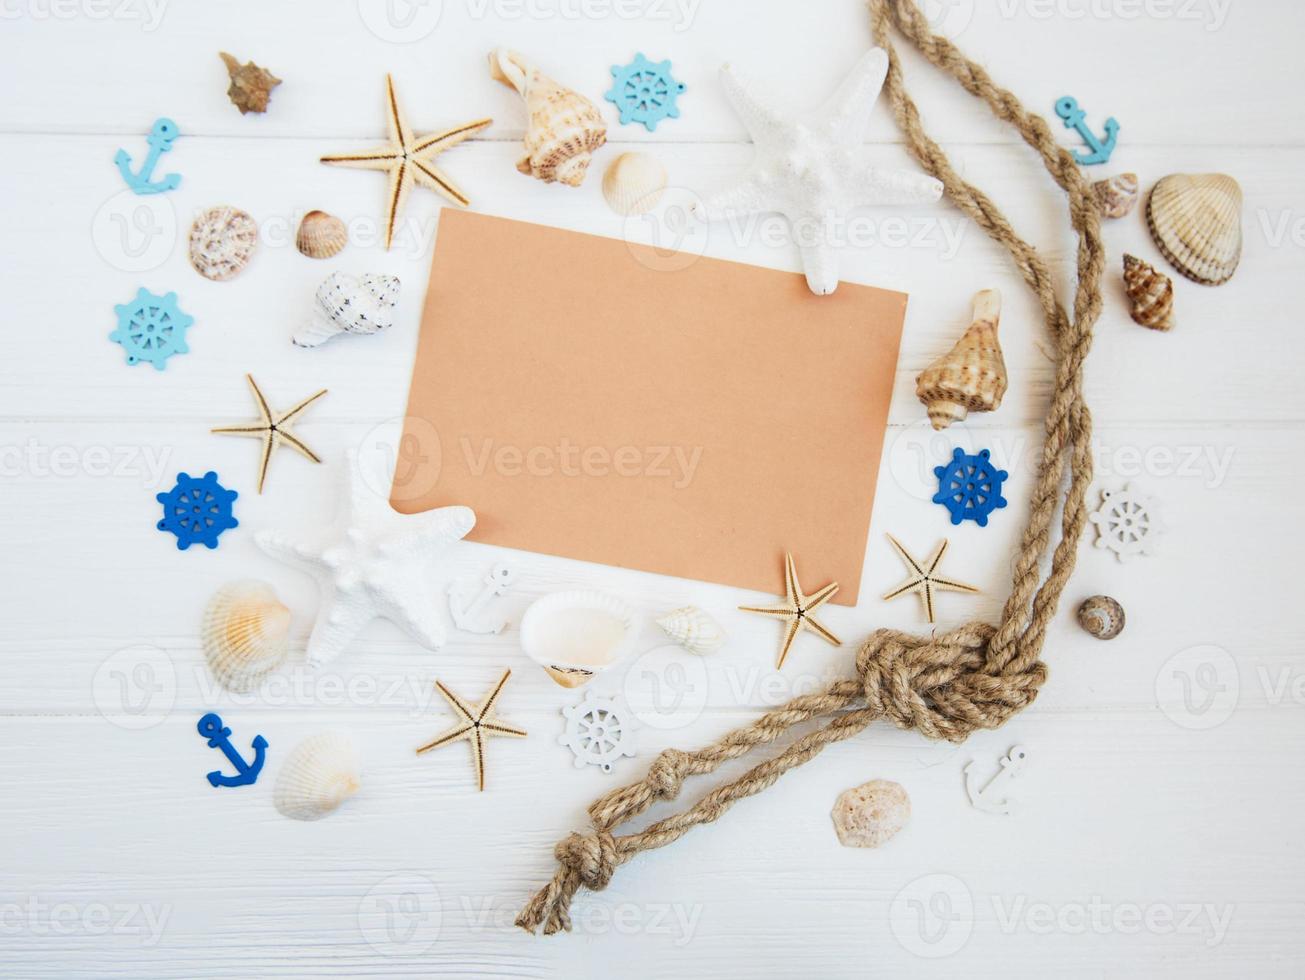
<box><xmin>212</xmin><ymin>374</ymin><xmax>326</xmax><ymax>493</ymax></box>
<box><xmin>416</xmin><ymin>669</ymin><xmax>527</xmax><ymax>791</ymax></box>
<box><xmin>881</xmin><ymin>534</ymin><xmax>978</xmax><ymax>624</ymax></box>
<box><xmin>320</xmin><ymin>75</ymin><xmax>491</xmax><ymax>250</ymax></box>
<box><xmin>739</xmin><ymin>551</ymin><xmax>841</xmax><ymax>669</ymax></box>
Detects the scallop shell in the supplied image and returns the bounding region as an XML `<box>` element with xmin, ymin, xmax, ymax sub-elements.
<box><xmin>1077</xmin><ymin>595</ymin><xmax>1125</xmax><ymax>640</ymax></box>
<box><xmin>1146</xmin><ymin>173</ymin><xmax>1242</xmax><ymax>285</ymax></box>
<box><xmin>188</xmin><ymin>206</ymin><xmax>258</xmax><ymax>282</ymax></box>
<box><xmin>520</xmin><ymin>590</ymin><xmax>641</xmax><ymax>687</ymax></box>
<box><xmin>655</xmin><ymin>606</ymin><xmax>726</xmax><ymax>655</ymax></box>
<box><xmin>273</xmin><ymin>732</ymin><xmax>361</xmax><ymax>821</ymax></box>
<box><xmin>293</xmin><ymin>272</ymin><xmax>400</xmax><ymax>348</ymax></box>
<box><xmin>296</xmin><ymin>210</ymin><xmax>347</xmax><ymax>259</ymax></box>
<box><xmin>1092</xmin><ymin>172</ymin><xmax>1139</xmax><ymax>219</ymax></box>
<box><xmin>202</xmin><ymin>580</ymin><xmax>291</xmax><ymax>692</ymax></box>
<box><xmin>1122</xmin><ymin>254</ymin><xmax>1175</xmax><ymax>331</ymax></box>
<box><xmin>490</xmin><ymin>48</ymin><xmax>607</xmax><ymax>187</ymax></box>
<box><xmin>915</xmin><ymin>289</ymin><xmax>1007</xmax><ymax>430</ymax></box>
<box><xmin>602</xmin><ymin>152</ymin><xmax>667</xmax><ymax>216</ymax></box>
<box><xmin>219</xmin><ymin>51</ymin><xmax>281</xmax><ymax>115</ymax></box>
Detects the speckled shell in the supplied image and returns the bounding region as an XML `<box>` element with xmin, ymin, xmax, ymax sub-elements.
<box><xmin>831</xmin><ymin>779</ymin><xmax>910</xmax><ymax>848</ymax></box>
<box><xmin>656</xmin><ymin>606</ymin><xmax>726</xmax><ymax>655</ymax></box>
<box><xmin>219</xmin><ymin>51</ymin><xmax>281</xmax><ymax>115</ymax></box>
<box><xmin>1077</xmin><ymin>595</ymin><xmax>1125</xmax><ymax>640</ymax></box>
<box><xmin>602</xmin><ymin>152</ymin><xmax>667</xmax><ymax>216</ymax></box>
<box><xmin>1146</xmin><ymin>173</ymin><xmax>1242</xmax><ymax>285</ymax></box>
<box><xmin>915</xmin><ymin>289</ymin><xmax>1007</xmax><ymax>430</ymax></box>
<box><xmin>188</xmin><ymin>206</ymin><xmax>258</xmax><ymax>281</ymax></box>
<box><xmin>202</xmin><ymin>580</ymin><xmax>291</xmax><ymax>692</ymax></box>
<box><xmin>273</xmin><ymin>732</ymin><xmax>361</xmax><ymax>821</ymax></box>
<box><xmin>490</xmin><ymin>48</ymin><xmax>607</xmax><ymax>187</ymax></box>
<box><xmin>1123</xmin><ymin>254</ymin><xmax>1175</xmax><ymax>331</ymax></box>
<box><xmin>1092</xmin><ymin>172</ymin><xmax>1139</xmax><ymax>219</ymax></box>
<box><xmin>294</xmin><ymin>272</ymin><xmax>399</xmax><ymax>348</ymax></box>
<box><xmin>296</xmin><ymin>210</ymin><xmax>347</xmax><ymax>259</ymax></box>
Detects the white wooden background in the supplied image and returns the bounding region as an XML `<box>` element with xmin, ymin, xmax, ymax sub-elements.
<box><xmin>2</xmin><ymin>1</ymin><xmax>1303</xmax><ymax>976</ymax></box>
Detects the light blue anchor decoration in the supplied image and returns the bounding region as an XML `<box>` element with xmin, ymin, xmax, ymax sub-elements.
<box><xmin>115</xmin><ymin>118</ymin><xmax>182</xmax><ymax>195</ymax></box>
<box><xmin>1054</xmin><ymin>97</ymin><xmax>1118</xmax><ymax>166</ymax></box>
<box><xmin>196</xmin><ymin>712</ymin><xmax>267</xmax><ymax>788</ymax></box>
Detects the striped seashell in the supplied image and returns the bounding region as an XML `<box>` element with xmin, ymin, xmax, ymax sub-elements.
<box><xmin>656</xmin><ymin>606</ymin><xmax>727</xmax><ymax>655</ymax></box>
<box><xmin>1122</xmin><ymin>254</ymin><xmax>1174</xmax><ymax>331</ymax></box>
<box><xmin>915</xmin><ymin>289</ymin><xmax>1008</xmax><ymax>430</ymax></box>
<box><xmin>1092</xmin><ymin>172</ymin><xmax>1139</xmax><ymax>219</ymax></box>
<box><xmin>296</xmin><ymin>210</ymin><xmax>348</xmax><ymax>259</ymax></box>
<box><xmin>274</xmin><ymin>732</ymin><xmax>361</xmax><ymax>821</ymax></box>
<box><xmin>202</xmin><ymin>580</ymin><xmax>291</xmax><ymax>692</ymax></box>
<box><xmin>1146</xmin><ymin>173</ymin><xmax>1243</xmax><ymax>285</ymax></box>
<box><xmin>602</xmin><ymin>152</ymin><xmax>667</xmax><ymax>216</ymax></box>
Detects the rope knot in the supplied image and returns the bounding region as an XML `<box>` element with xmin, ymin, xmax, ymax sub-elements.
<box><xmin>554</xmin><ymin>831</ymin><xmax>617</xmax><ymax>891</ymax></box>
<box><xmin>646</xmin><ymin>749</ymin><xmax>689</xmax><ymax>800</ymax></box>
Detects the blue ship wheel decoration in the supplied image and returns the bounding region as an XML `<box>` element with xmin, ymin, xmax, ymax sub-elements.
<box><xmin>605</xmin><ymin>53</ymin><xmax>685</xmax><ymax>131</ymax></box>
<box><xmin>114</xmin><ymin>117</ymin><xmax>182</xmax><ymax>195</ymax></box>
<box><xmin>933</xmin><ymin>448</ymin><xmax>1009</xmax><ymax>526</ymax></box>
<box><xmin>110</xmin><ymin>288</ymin><xmax>194</xmax><ymax>370</ymax></box>
<box><xmin>196</xmin><ymin>713</ymin><xmax>267</xmax><ymax>788</ymax></box>
<box><xmin>156</xmin><ymin>471</ymin><xmax>239</xmax><ymax>550</ymax></box>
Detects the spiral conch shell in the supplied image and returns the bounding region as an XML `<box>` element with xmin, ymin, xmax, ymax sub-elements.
<box><xmin>489</xmin><ymin>48</ymin><xmax>607</xmax><ymax>187</ymax></box>
<box><xmin>1146</xmin><ymin>173</ymin><xmax>1242</xmax><ymax>285</ymax></box>
<box><xmin>202</xmin><ymin>580</ymin><xmax>291</xmax><ymax>692</ymax></box>
<box><xmin>656</xmin><ymin>606</ymin><xmax>727</xmax><ymax>655</ymax></box>
<box><xmin>294</xmin><ymin>272</ymin><xmax>399</xmax><ymax>348</ymax></box>
<box><xmin>1122</xmin><ymin>254</ymin><xmax>1174</xmax><ymax>332</ymax></box>
<box><xmin>915</xmin><ymin>289</ymin><xmax>1008</xmax><ymax>431</ymax></box>
<box><xmin>273</xmin><ymin>732</ymin><xmax>361</xmax><ymax>821</ymax></box>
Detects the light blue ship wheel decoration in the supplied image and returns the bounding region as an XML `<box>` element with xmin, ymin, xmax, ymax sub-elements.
<box><xmin>933</xmin><ymin>448</ymin><xmax>1009</xmax><ymax>527</ymax></box>
<box><xmin>110</xmin><ymin>288</ymin><xmax>194</xmax><ymax>370</ymax></box>
<box><xmin>156</xmin><ymin>471</ymin><xmax>239</xmax><ymax>550</ymax></box>
<box><xmin>604</xmin><ymin>53</ymin><xmax>685</xmax><ymax>131</ymax></box>
<box><xmin>114</xmin><ymin>117</ymin><xmax>182</xmax><ymax>195</ymax></box>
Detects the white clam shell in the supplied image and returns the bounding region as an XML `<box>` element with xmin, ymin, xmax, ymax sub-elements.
<box><xmin>602</xmin><ymin>152</ymin><xmax>667</xmax><ymax>216</ymax></box>
<box><xmin>201</xmin><ymin>580</ymin><xmax>291</xmax><ymax>692</ymax></box>
<box><xmin>520</xmin><ymin>590</ymin><xmax>641</xmax><ymax>688</ymax></box>
<box><xmin>294</xmin><ymin>272</ymin><xmax>400</xmax><ymax>348</ymax></box>
<box><xmin>1146</xmin><ymin>173</ymin><xmax>1243</xmax><ymax>286</ymax></box>
<box><xmin>274</xmin><ymin>731</ymin><xmax>361</xmax><ymax>821</ymax></box>
<box><xmin>655</xmin><ymin>606</ymin><xmax>726</xmax><ymax>655</ymax></box>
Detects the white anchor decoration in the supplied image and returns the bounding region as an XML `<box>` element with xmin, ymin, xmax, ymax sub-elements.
<box><xmin>447</xmin><ymin>562</ymin><xmax>516</xmax><ymax>634</ymax></box>
<box><xmin>963</xmin><ymin>745</ymin><xmax>1028</xmax><ymax>815</ymax></box>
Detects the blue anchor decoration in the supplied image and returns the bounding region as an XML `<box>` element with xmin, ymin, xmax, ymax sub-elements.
<box><xmin>196</xmin><ymin>712</ymin><xmax>267</xmax><ymax>788</ymax></box>
<box><xmin>1054</xmin><ymin>97</ymin><xmax>1118</xmax><ymax>166</ymax></box>
<box><xmin>114</xmin><ymin>118</ymin><xmax>182</xmax><ymax>195</ymax></box>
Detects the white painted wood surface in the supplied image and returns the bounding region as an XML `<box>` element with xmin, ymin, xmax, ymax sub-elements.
<box><xmin>2</xmin><ymin>1</ymin><xmax>1302</xmax><ymax>976</ymax></box>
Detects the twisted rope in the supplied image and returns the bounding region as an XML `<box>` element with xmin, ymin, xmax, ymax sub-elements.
<box><xmin>519</xmin><ymin>0</ymin><xmax>1104</xmax><ymax>935</ymax></box>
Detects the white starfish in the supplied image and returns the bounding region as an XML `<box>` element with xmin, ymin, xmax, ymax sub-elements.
<box><xmin>255</xmin><ymin>451</ymin><xmax>475</xmax><ymax>667</ymax></box>
<box><xmin>694</xmin><ymin>49</ymin><xmax>944</xmax><ymax>295</ymax></box>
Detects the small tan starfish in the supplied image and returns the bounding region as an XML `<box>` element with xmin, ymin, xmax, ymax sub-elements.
<box><xmin>739</xmin><ymin>551</ymin><xmax>841</xmax><ymax>669</ymax></box>
<box><xmin>321</xmin><ymin>74</ymin><xmax>491</xmax><ymax>250</ymax></box>
<box><xmin>212</xmin><ymin>374</ymin><xmax>327</xmax><ymax>493</ymax></box>
<box><xmin>415</xmin><ymin>669</ymin><xmax>526</xmax><ymax>791</ymax></box>
<box><xmin>881</xmin><ymin>534</ymin><xmax>979</xmax><ymax>624</ymax></box>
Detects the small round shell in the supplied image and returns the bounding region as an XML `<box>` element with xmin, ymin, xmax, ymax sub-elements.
<box><xmin>274</xmin><ymin>732</ymin><xmax>361</xmax><ymax>821</ymax></box>
<box><xmin>602</xmin><ymin>152</ymin><xmax>667</xmax><ymax>216</ymax></box>
<box><xmin>202</xmin><ymin>580</ymin><xmax>291</xmax><ymax>692</ymax></box>
<box><xmin>1146</xmin><ymin>173</ymin><xmax>1242</xmax><ymax>286</ymax></box>
<box><xmin>1077</xmin><ymin>595</ymin><xmax>1125</xmax><ymax>640</ymax></box>
<box><xmin>655</xmin><ymin>606</ymin><xmax>726</xmax><ymax>655</ymax></box>
<box><xmin>189</xmin><ymin>205</ymin><xmax>258</xmax><ymax>281</ymax></box>
<box><xmin>296</xmin><ymin>210</ymin><xmax>348</xmax><ymax>259</ymax></box>
<box><xmin>1092</xmin><ymin>172</ymin><xmax>1139</xmax><ymax>219</ymax></box>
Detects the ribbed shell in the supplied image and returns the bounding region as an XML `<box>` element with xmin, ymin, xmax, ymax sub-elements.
<box><xmin>915</xmin><ymin>289</ymin><xmax>1008</xmax><ymax>430</ymax></box>
<box><xmin>602</xmin><ymin>152</ymin><xmax>667</xmax><ymax>216</ymax></box>
<box><xmin>202</xmin><ymin>580</ymin><xmax>291</xmax><ymax>692</ymax></box>
<box><xmin>1077</xmin><ymin>595</ymin><xmax>1125</xmax><ymax>640</ymax></box>
<box><xmin>1146</xmin><ymin>173</ymin><xmax>1242</xmax><ymax>285</ymax></box>
<box><xmin>295</xmin><ymin>210</ymin><xmax>347</xmax><ymax>259</ymax></box>
<box><xmin>273</xmin><ymin>732</ymin><xmax>361</xmax><ymax>821</ymax></box>
<box><xmin>656</xmin><ymin>606</ymin><xmax>727</xmax><ymax>655</ymax></box>
<box><xmin>1092</xmin><ymin>172</ymin><xmax>1139</xmax><ymax>219</ymax></box>
<box><xmin>1122</xmin><ymin>254</ymin><xmax>1175</xmax><ymax>331</ymax></box>
<box><xmin>188</xmin><ymin>206</ymin><xmax>258</xmax><ymax>282</ymax></box>
<box><xmin>490</xmin><ymin>48</ymin><xmax>607</xmax><ymax>187</ymax></box>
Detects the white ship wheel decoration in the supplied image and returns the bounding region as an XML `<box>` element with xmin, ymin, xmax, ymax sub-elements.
<box><xmin>559</xmin><ymin>690</ymin><xmax>638</xmax><ymax>774</ymax></box>
<box><xmin>1088</xmin><ymin>482</ymin><xmax>1166</xmax><ymax>562</ymax></box>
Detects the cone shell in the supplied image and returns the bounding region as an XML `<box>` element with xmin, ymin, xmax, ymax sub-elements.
<box><xmin>1123</xmin><ymin>254</ymin><xmax>1175</xmax><ymax>331</ymax></box>
<box><xmin>188</xmin><ymin>206</ymin><xmax>258</xmax><ymax>282</ymax></box>
<box><xmin>915</xmin><ymin>289</ymin><xmax>1008</xmax><ymax>430</ymax></box>
<box><xmin>296</xmin><ymin>210</ymin><xmax>347</xmax><ymax>259</ymax></box>
<box><xmin>602</xmin><ymin>152</ymin><xmax>667</xmax><ymax>216</ymax></box>
<box><xmin>1092</xmin><ymin>172</ymin><xmax>1139</xmax><ymax>219</ymax></box>
<box><xmin>1146</xmin><ymin>173</ymin><xmax>1242</xmax><ymax>285</ymax></box>
<box><xmin>656</xmin><ymin>606</ymin><xmax>727</xmax><ymax>655</ymax></box>
<box><xmin>202</xmin><ymin>580</ymin><xmax>291</xmax><ymax>692</ymax></box>
<box><xmin>1077</xmin><ymin>595</ymin><xmax>1125</xmax><ymax>640</ymax></box>
<box><xmin>219</xmin><ymin>51</ymin><xmax>281</xmax><ymax>115</ymax></box>
<box><xmin>273</xmin><ymin>732</ymin><xmax>361</xmax><ymax>821</ymax></box>
<box><xmin>490</xmin><ymin>48</ymin><xmax>607</xmax><ymax>187</ymax></box>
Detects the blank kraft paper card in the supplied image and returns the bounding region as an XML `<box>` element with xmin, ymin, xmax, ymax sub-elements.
<box><xmin>394</xmin><ymin>209</ymin><xmax>907</xmax><ymax>605</ymax></box>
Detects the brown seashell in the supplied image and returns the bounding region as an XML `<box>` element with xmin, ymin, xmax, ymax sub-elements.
<box><xmin>219</xmin><ymin>52</ymin><xmax>281</xmax><ymax>115</ymax></box>
<box><xmin>1146</xmin><ymin>173</ymin><xmax>1242</xmax><ymax>285</ymax></box>
<box><xmin>296</xmin><ymin>210</ymin><xmax>348</xmax><ymax>259</ymax></box>
<box><xmin>489</xmin><ymin>48</ymin><xmax>607</xmax><ymax>187</ymax></box>
<box><xmin>1077</xmin><ymin>595</ymin><xmax>1125</xmax><ymax>640</ymax></box>
<box><xmin>1092</xmin><ymin>172</ymin><xmax>1139</xmax><ymax>219</ymax></box>
<box><xmin>915</xmin><ymin>289</ymin><xmax>1008</xmax><ymax>430</ymax></box>
<box><xmin>1122</xmin><ymin>254</ymin><xmax>1174</xmax><ymax>331</ymax></box>
<box><xmin>188</xmin><ymin>205</ymin><xmax>258</xmax><ymax>281</ymax></box>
